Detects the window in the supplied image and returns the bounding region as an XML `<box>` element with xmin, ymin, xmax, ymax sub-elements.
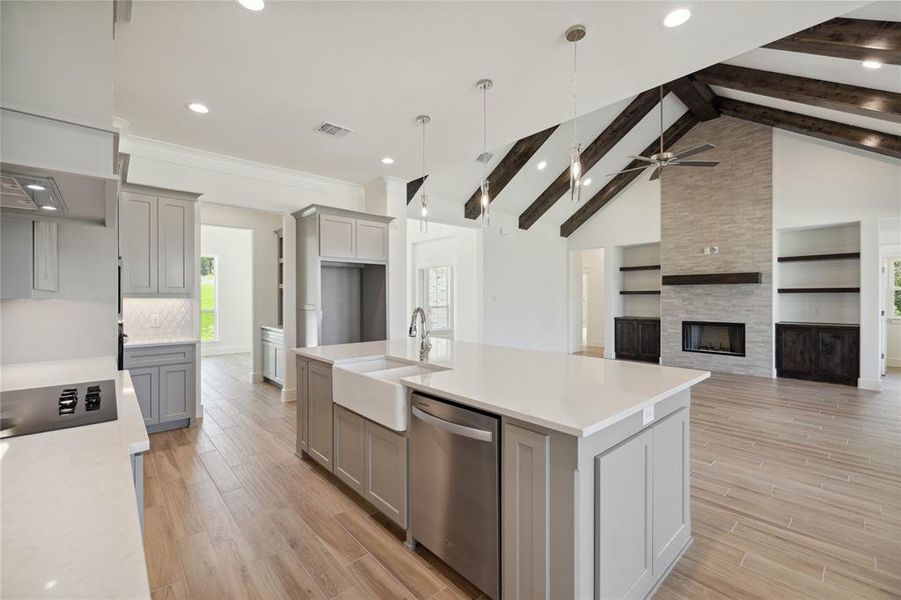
<box><xmin>418</xmin><ymin>265</ymin><xmax>453</xmax><ymax>335</ymax></box>
<box><xmin>893</xmin><ymin>258</ymin><xmax>901</xmax><ymax>318</ymax></box>
<box><xmin>200</xmin><ymin>255</ymin><xmax>219</xmax><ymax>341</ymax></box>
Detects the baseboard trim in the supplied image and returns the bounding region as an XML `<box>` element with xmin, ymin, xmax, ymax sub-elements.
<box><xmin>858</xmin><ymin>377</ymin><xmax>883</xmax><ymax>391</ymax></box>
<box><xmin>281</xmin><ymin>387</ymin><xmax>297</xmax><ymax>404</ymax></box>
<box><xmin>886</xmin><ymin>358</ymin><xmax>901</xmax><ymax>368</ymax></box>
<box><xmin>250</xmin><ymin>371</ymin><xmax>263</xmax><ymax>383</ymax></box>
<box><xmin>604</xmin><ymin>350</ymin><xmax>616</xmax><ymax>360</ymax></box>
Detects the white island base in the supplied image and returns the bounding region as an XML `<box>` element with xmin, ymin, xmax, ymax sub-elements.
<box><xmin>294</xmin><ymin>339</ymin><xmax>708</xmax><ymax>600</ymax></box>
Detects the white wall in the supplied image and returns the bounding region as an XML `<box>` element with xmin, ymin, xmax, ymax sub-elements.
<box><xmin>201</xmin><ymin>203</ymin><xmax>282</xmax><ymax>379</ymax></box>
<box><xmin>200</xmin><ymin>225</ymin><xmax>253</xmax><ymax>356</ymax></box>
<box><xmin>406</xmin><ymin>220</ymin><xmax>481</xmax><ymax>343</ymax></box>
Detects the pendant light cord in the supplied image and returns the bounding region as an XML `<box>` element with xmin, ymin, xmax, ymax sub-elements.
<box><xmin>572</xmin><ymin>38</ymin><xmax>578</xmax><ymax>147</ymax></box>
<box><xmin>421</xmin><ymin>119</ymin><xmax>426</xmax><ymax>188</ymax></box>
<box><xmin>659</xmin><ymin>85</ymin><xmax>664</xmax><ymax>155</ymax></box>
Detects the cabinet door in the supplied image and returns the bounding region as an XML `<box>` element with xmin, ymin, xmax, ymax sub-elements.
<box><xmin>502</xmin><ymin>423</ymin><xmax>550</xmax><ymax>600</ymax></box>
<box><xmin>652</xmin><ymin>408</ymin><xmax>690</xmax><ymax>575</ymax></box>
<box><xmin>159</xmin><ymin>363</ymin><xmax>193</xmax><ymax>422</ymax></box>
<box><xmin>296</xmin><ymin>358</ymin><xmax>309</xmax><ymax>455</ymax></box>
<box><xmin>596</xmin><ymin>429</ymin><xmax>653</xmax><ymax>600</ymax></box>
<box><xmin>121</xmin><ymin>192</ymin><xmax>158</xmax><ymax>294</ymax></box>
<box><xmin>356</xmin><ymin>220</ymin><xmax>387</xmax><ymax>260</ymax></box>
<box><xmin>817</xmin><ymin>329</ymin><xmax>860</xmax><ymax>385</ymax></box>
<box><xmin>129</xmin><ymin>366</ymin><xmax>159</xmax><ymax>426</ymax></box>
<box><xmin>261</xmin><ymin>341</ymin><xmax>275</xmax><ymax>379</ymax></box>
<box><xmin>32</xmin><ymin>221</ymin><xmax>58</xmax><ymax>293</ymax></box>
<box><xmin>638</xmin><ymin>320</ymin><xmax>660</xmax><ymax>362</ymax></box>
<box><xmin>319</xmin><ymin>215</ymin><xmax>355</xmax><ymax>259</ymax></box>
<box><xmin>363</xmin><ymin>420</ymin><xmax>407</xmax><ymax>527</ymax></box>
<box><xmin>157</xmin><ymin>197</ymin><xmax>194</xmax><ymax>295</ymax></box>
<box><xmin>308</xmin><ymin>361</ymin><xmax>334</xmax><ymax>470</ymax></box>
<box><xmin>274</xmin><ymin>345</ymin><xmax>284</xmax><ymax>383</ymax></box>
<box><xmin>0</xmin><ymin>218</ymin><xmax>33</xmax><ymax>299</ymax></box>
<box><xmin>334</xmin><ymin>406</ymin><xmax>365</xmax><ymax>493</ymax></box>
<box><xmin>776</xmin><ymin>325</ymin><xmax>816</xmax><ymax>380</ymax></box>
<box><xmin>614</xmin><ymin>319</ymin><xmax>639</xmax><ymax>359</ymax></box>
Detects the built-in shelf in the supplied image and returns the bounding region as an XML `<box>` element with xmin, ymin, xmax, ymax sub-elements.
<box><xmin>619</xmin><ymin>264</ymin><xmax>661</xmax><ymax>272</ymax></box>
<box><xmin>620</xmin><ymin>290</ymin><xmax>661</xmax><ymax>295</ymax></box>
<box><xmin>777</xmin><ymin>252</ymin><xmax>860</xmax><ymax>263</ymax></box>
<box><xmin>777</xmin><ymin>287</ymin><xmax>860</xmax><ymax>294</ymax></box>
<box><xmin>662</xmin><ymin>272</ymin><xmax>762</xmax><ymax>285</ymax></box>
<box><xmin>777</xmin><ymin>321</ymin><xmax>859</xmax><ymax>328</ymax></box>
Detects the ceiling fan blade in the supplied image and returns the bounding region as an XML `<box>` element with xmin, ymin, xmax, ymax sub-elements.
<box><xmin>673</xmin><ymin>143</ymin><xmax>715</xmax><ymax>159</ymax></box>
<box><xmin>649</xmin><ymin>167</ymin><xmax>662</xmax><ymax>181</ymax></box>
<box><xmin>606</xmin><ymin>166</ymin><xmax>650</xmax><ymax>177</ymax></box>
<box><xmin>673</xmin><ymin>160</ymin><xmax>719</xmax><ymax>167</ymax></box>
<box><xmin>627</xmin><ymin>155</ymin><xmax>655</xmax><ymax>163</ymax></box>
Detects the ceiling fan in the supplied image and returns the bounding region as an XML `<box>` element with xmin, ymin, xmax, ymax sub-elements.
<box><xmin>607</xmin><ymin>85</ymin><xmax>718</xmax><ymax>181</ymax></box>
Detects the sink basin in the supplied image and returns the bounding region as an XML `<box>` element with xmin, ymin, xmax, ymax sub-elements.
<box><xmin>332</xmin><ymin>358</ymin><xmax>447</xmax><ymax>431</ymax></box>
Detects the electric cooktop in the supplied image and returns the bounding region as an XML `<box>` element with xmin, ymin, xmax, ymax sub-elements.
<box><xmin>0</xmin><ymin>379</ymin><xmax>118</xmax><ymax>439</ymax></box>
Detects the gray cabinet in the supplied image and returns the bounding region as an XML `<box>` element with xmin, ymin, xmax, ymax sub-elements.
<box><xmin>356</xmin><ymin>219</ymin><xmax>388</xmax><ymax>260</ymax></box>
<box><xmin>296</xmin><ymin>357</ymin><xmax>309</xmax><ymax>455</ymax></box>
<box><xmin>363</xmin><ymin>419</ymin><xmax>407</xmax><ymax>528</ymax></box>
<box><xmin>652</xmin><ymin>408</ymin><xmax>690</xmax><ymax>575</ymax></box>
<box><xmin>334</xmin><ymin>405</ymin><xmax>365</xmax><ymax>493</ymax></box>
<box><xmin>307</xmin><ymin>361</ymin><xmax>334</xmax><ymax>470</ymax></box>
<box><xmin>261</xmin><ymin>327</ymin><xmax>285</xmax><ymax>386</ymax></box>
<box><xmin>319</xmin><ymin>214</ymin><xmax>356</xmax><ymax>259</ymax></box>
<box><xmin>121</xmin><ymin>184</ymin><xmax>198</xmax><ymax>297</ymax></box>
<box><xmin>502</xmin><ymin>424</ymin><xmax>550</xmax><ymax>600</ymax></box>
<box><xmin>124</xmin><ymin>343</ymin><xmax>196</xmax><ymax>433</ymax></box>
<box><xmin>1</xmin><ymin>218</ymin><xmax>59</xmax><ymax>299</ymax></box>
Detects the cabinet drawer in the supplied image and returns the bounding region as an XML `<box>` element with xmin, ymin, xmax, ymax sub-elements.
<box><xmin>124</xmin><ymin>344</ymin><xmax>196</xmax><ymax>368</ymax></box>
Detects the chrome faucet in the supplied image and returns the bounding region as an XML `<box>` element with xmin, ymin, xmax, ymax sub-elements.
<box><xmin>408</xmin><ymin>307</ymin><xmax>432</xmax><ymax>360</ymax></box>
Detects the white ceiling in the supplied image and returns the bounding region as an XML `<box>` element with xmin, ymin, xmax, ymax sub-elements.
<box><xmin>113</xmin><ymin>1</ymin><xmax>864</xmax><ymax>185</ymax></box>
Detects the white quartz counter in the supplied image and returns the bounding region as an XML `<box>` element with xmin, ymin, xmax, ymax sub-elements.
<box><xmin>0</xmin><ymin>356</ymin><xmax>151</xmax><ymax>599</ymax></box>
<box><xmin>294</xmin><ymin>339</ymin><xmax>709</xmax><ymax>437</ymax></box>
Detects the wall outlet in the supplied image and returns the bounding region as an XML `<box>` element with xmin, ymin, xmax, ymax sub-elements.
<box><xmin>642</xmin><ymin>405</ymin><xmax>655</xmax><ymax>426</ymax></box>
<box><xmin>703</xmin><ymin>245</ymin><xmax>720</xmax><ymax>255</ymax></box>
<box><xmin>150</xmin><ymin>313</ymin><xmax>161</xmax><ymax>328</ymax></box>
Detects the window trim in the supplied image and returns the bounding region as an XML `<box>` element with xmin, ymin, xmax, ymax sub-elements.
<box><xmin>201</xmin><ymin>254</ymin><xmax>220</xmax><ymax>343</ymax></box>
<box><xmin>891</xmin><ymin>257</ymin><xmax>901</xmax><ymax>319</ymax></box>
<box><xmin>418</xmin><ymin>265</ymin><xmax>454</xmax><ymax>336</ymax></box>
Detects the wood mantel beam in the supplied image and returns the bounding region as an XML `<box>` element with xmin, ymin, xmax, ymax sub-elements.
<box><xmin>519</xmin><ymin>87</ymin><xmax>663</xmax><ymax>230</ymax></box>
<box><xmin>696</xmin><ymin>63</ymin><xmax>901</xmax><ymax>123</ymax></box>
<box><xmin>463</xmin><ymin>125</ymin><xmax>558</xmax><ymax>220</ymax></box>
<box><xmin>668</xmin><ymin>77</ymin><xmax>719</xmax><ymax>121</ymax></box>
<box><xmin>764</xmin><ymin>18</ymin><xmax>901</xmax><ymax>65</ymax></box>
<box><xmin>406</xmin><ymin>176</ymin><xmax>427</xmax><ymax>205</ymax></box>
<box><xmin>715</xmin><ymin>97</ymin><xmax>901</xmax><ymax>159</ymax></box>
<box><xmin>560</xmin><ymin>112</ymin><xmax>699</xmax><ymax>238</ymax></box>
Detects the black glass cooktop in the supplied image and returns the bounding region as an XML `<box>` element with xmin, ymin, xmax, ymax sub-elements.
<box><xmin>0</xmin><ymin>379</ymin><xmax>117</xmax><ymax>439</ymax></box>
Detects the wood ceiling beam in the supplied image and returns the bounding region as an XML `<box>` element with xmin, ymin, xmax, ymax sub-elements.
<box><xmin>763</xmin><ymin>18</ymin><xmax>901</xmax><ymax>65</ymax></box>
<box><xmin>518</xmin><ymin>87</ymin><xmax>663</xmax><ymax>230</ymax></box>
<box><xmin>695</xmin><ymin>63</ymin><xmax>901</xmax><ymax>123</ymax></box>
<box><xmin>560</xmin><ymin>112</ymin><xmax>699</xmax><ymax>238</ymax></box>
<box><xmin>463</xmin><ymin>125</ymin><xmax>558</xmax><ymax>220</ymax></box>
<box><xmin>715</xmin><ymin>97</ymin><xmax>901</xmax><ymax>160</ymax></box>
<box><xmin>668</xmin><ymin>77</ymin><xmax>719</xmax><ymax>121</ymax></box>
<box><xmin>406</xmin><ymin>176</ymin><xmax>427</xmax><ymax>205</ymax></box>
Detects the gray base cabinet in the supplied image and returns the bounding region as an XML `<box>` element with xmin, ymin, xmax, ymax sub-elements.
<box><xmin>307</xmin><ymin>360</ymin><xmax>334</xmax><ymax>470</ymax></box>
<box><xmin>296</xmin><ymin>357</ymin><xmax>309</xmax><ymax>455</ymax></box>
<box><xmin>124</xmin><ymin>344</ymin><xmax>196</xmax><ymax>433</ymax></box>
<box><xmin>334</xmin><ymin>405</ymin><xmax>365</xmax><ymax>493</ymax></box>
<box><xmin>261</xmin><ymin>327</ymin><xmax>285</xmax><ymax>387</ymax></box>
<box><xmin>362</xmin><ymin>419</ymin><xmax>407</xmax><ymax>528</ymax></box>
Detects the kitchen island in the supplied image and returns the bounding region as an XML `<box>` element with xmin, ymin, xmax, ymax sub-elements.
<box><xmin>0</xmin><ymin>357</ymin><xmax>151</xmax><ymax>599</ymax></box>
<box><xmin>294</xmin><ymin>338</ymin><xmax>709</xmax><ymax>600</ymax></box>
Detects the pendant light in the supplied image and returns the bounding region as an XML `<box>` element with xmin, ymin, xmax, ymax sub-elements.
<box><xmin>565</xmin><ymin>24</ymin><xmax>586</xmax><ymax>203</ymax></box>
<box><xmin>476</xmin><ymin>78</ymin><xmax>493</xmax><ymax>227</ymax></box>
<box><xmin>416</xmin><ymin>115</ymin><xmax>431</xmax><ymax>233</ymax></box>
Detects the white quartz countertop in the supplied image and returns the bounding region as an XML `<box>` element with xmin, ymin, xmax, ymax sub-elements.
<box><xmin>1</xmin><ymin>356</ymin><xmax>151</xmax><ymax>599</ymax></box>
<box><xmin>294</xmin><ymin>339</ymin><xmax>710</xmax><ymax>437</ymax></box>
<box><xmin>125</xmin><ymin>337</ymin><xmax>199</xmax><ymax>348</ymax></box>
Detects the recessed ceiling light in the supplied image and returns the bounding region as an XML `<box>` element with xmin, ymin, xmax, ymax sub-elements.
<box><xmin>236</xmin><ymin>0</ymin><xmax>264</xmax><ymax>11</ymax></box>
<box><xmin>582</xmin><ymin>177</ymin><xmax>592</xmax><ymax>187</ymax></box>
<box><xmin>40</xmin><ymin>205</ymin><xmax>57</xmax><ymax>211</ymax></box>
<box><xmin>186</xmin><ymin>102</ymin><xmax>209</xmax><ymax>114</ymax></box>
<box><xmin>862</xmin><ymin>60</ymin><xmax>883</xmax><ymax>70</ymax></box>
<box><xmin>536</xmin><ymin>160</ymin><xmax>547</xmax><ymax>170</ymax></box>
<box><xmin>26</xmin><ymin>184</ymin><xmax>46</xmax><ymax>191</ymax></box>
<box><xmin>380</xmin><ymin>157</ymin><xmax>395</xmax><ymax>165</ymax></box>
<box><xmin>664</xmin><ymin>8</ymin><xmax>691</xmax><ymax>28</ymax></box>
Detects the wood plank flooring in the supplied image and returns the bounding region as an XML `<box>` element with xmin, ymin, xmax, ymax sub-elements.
<box><xmin>143</xmin><ymin>353</ymin><xmax>901</xmax><ymax>599</ymax></box>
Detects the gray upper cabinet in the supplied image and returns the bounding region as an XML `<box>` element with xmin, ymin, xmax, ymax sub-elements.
<box><xmin>356</xmin><ymin>219</ymin><xmax>388</xmax><ymax>260</ymax></box>
<box><xmin>307</xmin><ymin>361</ymin><xmax>334</xmax><ymax>470</ymax></box>
<box><xmin>319</xmin><ymin>214</ymin><xmax>356</xmax><ymax>259</ymax></box>
<box><xmin>1</xmin><ymin>218</ymin><xmax>59</xmax><ymax>299</ymax></box>
<box><xmin>121</xmin><ymin>184</ymin><xmax>199</xmax><ymax>297</ymax></box>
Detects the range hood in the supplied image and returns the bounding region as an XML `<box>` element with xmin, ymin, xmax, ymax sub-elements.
<box><xmin>0</xmin><ymin>107</ymin><xmax>119</xmax><ymax>227</ymax></box>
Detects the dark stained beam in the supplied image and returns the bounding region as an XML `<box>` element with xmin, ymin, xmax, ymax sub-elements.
<box><xmin>715</xmin><ymin>97</ymin><xmax>901</xmax><ymax>160</ymax></box>
<box><xmin>764</xmin><ymin>18</ymin><xmax>901</xmax><ymax>66</ymax></box>
<box><xmin>559</xmin><ymin>112</ymin><xmax>699</xmax><ymax>238</ymax></box>
<box><xmin>519</xmin><ymin>87</ymin><xmax>663</xmax><ymax>230</ymax></box>
<box><xmin>463</xmin><ymin>125</ymin><xmax>558</xmax><ymax>220</ymax></box>
<box><xmin>696</xmin><ymin>63</ymin><xmax>901</xmax><ymax>123</ymax></box>
<box><xmin>668</xmin><ymin>77</ymin><xmax>719</xmax><ymax>121</ymax></box>
<box><xmin>406</xmin><ymin>176</ymin><xmax>426</xmax><ymax>205</ymax></box>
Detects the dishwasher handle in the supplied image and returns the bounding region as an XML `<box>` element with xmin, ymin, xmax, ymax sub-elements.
<box><xmin>412</xmin><ymin>405</ymin><xmax>494</xmax><ymax>442</ymax></box>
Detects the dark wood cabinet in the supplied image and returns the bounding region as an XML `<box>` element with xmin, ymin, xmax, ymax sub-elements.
<box><xmin>776</xmin><ymin>323</ymin><xmax>859</xmax><ymax>386</ymax></box>
<box><xmin>615</xmin><ymin>317</ymin><xmax>660</xmax><ymax>363</ymax></box>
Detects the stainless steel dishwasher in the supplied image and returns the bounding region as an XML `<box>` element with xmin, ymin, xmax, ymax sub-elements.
<box><xmin>410</xmin><ymin>393</ymin><xmax>500</xmax><ymax>600</ymax></box>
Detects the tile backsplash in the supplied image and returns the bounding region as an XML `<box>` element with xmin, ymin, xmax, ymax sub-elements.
<box><xmin>123</xmin><ymin>298</ymin><xmax>194</xmax><ymax>342</ymax></box>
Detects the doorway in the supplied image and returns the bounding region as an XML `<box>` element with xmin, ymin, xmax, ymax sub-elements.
<box><xmin>572</xmin><ymin>247</ymin><xmax>605</xmax><ymax>357</ymax></box>
<box><xmin>200</xmin><ymin>225</ymin><xmax>253</xmax><ymax>356</ymax></box>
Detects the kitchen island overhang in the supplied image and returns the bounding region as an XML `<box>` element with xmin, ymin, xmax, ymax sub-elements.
<box><xmin>293</xmin><ymin>339</ymin><xmax>709</xmax><ymax>600</ymax></box>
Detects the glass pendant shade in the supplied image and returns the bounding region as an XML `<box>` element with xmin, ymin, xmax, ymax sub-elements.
<box><xmin>476</xmin><ymin>78</ymin><xmax>493</xmax><ymax>228</ymax></box>
<box><xmin>570</xmin><ymin>143</ymin><xmax>582</xmax><ymax>203</ymax></box>
<box><xmin>416</xmin><ymin>115</ymin><xmax>431</xmax><ymax>233</ymax></box>
<box><xmin>480</xmin><ymin>179</ymin><xmax>490</xmax><ymax>226</ymax></box>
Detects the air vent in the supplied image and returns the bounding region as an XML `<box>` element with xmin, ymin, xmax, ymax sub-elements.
<box><xmin>476</xmin><ymin>152</ymin><xmax>493</xmax><ymax>164</ymax></box>
<box><xmin>315</xmin><ymin>121</ymin><xmax>354</xmax><ymax>138</ymax></box>
<box><xmin>0</xmin><ymin>176</ymin><xmax>37</xmax><ymax>210</ymax></box>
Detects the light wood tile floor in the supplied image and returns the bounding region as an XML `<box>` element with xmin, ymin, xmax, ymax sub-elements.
<box><xmin>143</xmin><ymin>353</ymin><xmax>901</xmax><ymax>599</ymax></box>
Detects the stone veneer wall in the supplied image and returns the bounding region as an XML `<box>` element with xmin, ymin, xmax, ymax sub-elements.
<box><xmin>660</xmin><ymin>116</ymin><xmax>773</xmax><ymax>377</ymax></box>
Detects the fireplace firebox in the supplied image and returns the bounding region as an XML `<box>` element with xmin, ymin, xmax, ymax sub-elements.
<box><xmin>682</xmin><ymin>321</ymin><xmax>746</xmax><ymax>357</ymax></box>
